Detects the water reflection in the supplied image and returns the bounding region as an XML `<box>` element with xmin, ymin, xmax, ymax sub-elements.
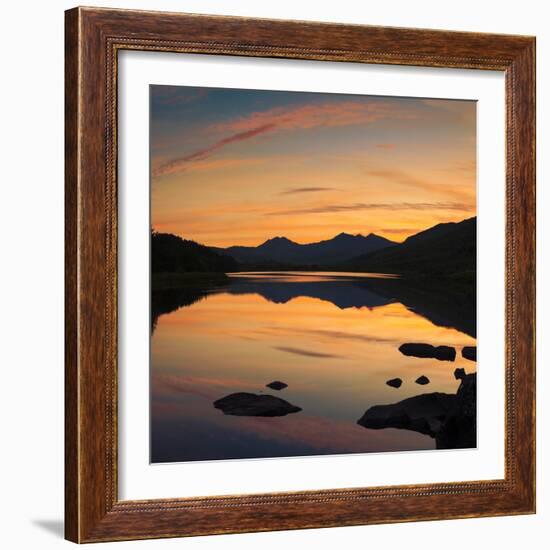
<box><xmin>151</xmin><ymin>272</ymin><xmax>476</xmax><ymax>463</ymax></box>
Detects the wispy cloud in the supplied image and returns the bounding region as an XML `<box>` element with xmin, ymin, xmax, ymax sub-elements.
<box><xmin>365</xmin><ymin>168</ymin><xmax>476</xmax><ymax>202</ymax></box>
<box><xmin>268</xmin><ymin>202</ymin><xmax>472</xmax><ymax>216</ymax></box>
<box><xmin>152</xmin><ymin>156</ymin><xmax>266</xmax><ymax>176</ymax></box>
<box><xmin>153</xmin><ymin>100</ymin><xmax>416</xmax><ymax>178</ymax></box>
<box><xmin>215</xmin><ymin>101</ymin><xmax>412</xmax><ymax>134</ymax></box>
<box><xmin>375</xmin><ymin>143</ymin><xmax>396</xmax><ymax>150</ymax></box>
<box><xmin>153</xmin><ymin>123</ymin><xmax>276</xmax><ymax>177</ymax></box>
<box><xmin>367</xmin><ymin>168</ymin><xmax>429</xmax><ymax>188</ymax></box>
<box><xmin>280</xmin><ymin>187</ymin><xmax>334</xmax><ymax>195</ymax></box>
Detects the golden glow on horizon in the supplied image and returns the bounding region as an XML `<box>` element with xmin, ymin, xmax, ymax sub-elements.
<box><xmin>151</xmin><ymin>88</ymin><xmax>476</xmax><ymax>246</ymax></box>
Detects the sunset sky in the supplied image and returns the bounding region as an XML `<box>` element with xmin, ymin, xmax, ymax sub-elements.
<box><xmin>150</xmin><ymin>85</ymin><xmax>476</xmax><ymax>247</ymax></box>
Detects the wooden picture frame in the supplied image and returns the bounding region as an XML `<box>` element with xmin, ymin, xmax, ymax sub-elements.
<box><xmin>65</xmin><ymin>6</ymin><xmax>536</xmax><ymax>543</ymax></box>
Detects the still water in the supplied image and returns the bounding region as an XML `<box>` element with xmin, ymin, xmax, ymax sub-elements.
<box><xmin>151</xmin><ymin>272</ymin><xmax>476</xmax><ymax>463</ymax></box>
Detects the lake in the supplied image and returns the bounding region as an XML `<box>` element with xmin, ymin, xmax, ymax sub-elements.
<box><xmin>151</xmin><ymin>271</ymin><xmax>476</xmax><ymax>463</ymax></box>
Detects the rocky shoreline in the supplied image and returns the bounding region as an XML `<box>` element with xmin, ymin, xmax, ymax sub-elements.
<box><xmin>357</xmin><ymin>373</ymin><xmax>476</xmax><ymax>449</ymax></box>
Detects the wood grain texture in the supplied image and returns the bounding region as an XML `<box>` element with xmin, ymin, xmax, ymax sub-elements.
<box><xmin>64</xmin><ymin>6</ymin><xmax>536</xmax><ymax>543</ymax></box>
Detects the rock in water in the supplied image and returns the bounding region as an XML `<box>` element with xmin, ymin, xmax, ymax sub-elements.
<box><xmin>386</xmin><ymin>378</ymin><xmax>403</xmax><ymax>388</ymax></box>
<box><xmin>213</xmin><ymin>392</ymin><xmax>301</xmax><ymax>417</ymax></box>
<box><xmin>456</xmin><ymin>373</ymin><xmax>477</xmax><ymax>419</ymax></box>
<box><xmin>398</xmin><ymin>343</ymin><xmax>434</xmax><ymax>358</ymax></box>
<box><xmin>415</xmin><ymin>375</ymin><xmax>430</xmax><ymax>385</ymax></box>
<box><xmin>436</xmin><ymin>373</ymin><xmax>477</xmax><ymax>449</ymax></box>
<box><xmin>266</xmin><ymin>380</ymin><xmax>288</xmax><ymax>391</ymax></box>
<box><xmin>357</xmin><ymin>373</ymin><xmax>477</xmax><ymax>449</ymax></box>
<box><xmin>358</xmin><ymin>392</ymin><xmax>457</xmax><ymax>437</ymax></box>
<box><xmin>434</xmin><ymin>345</ymin><xmax>456</xmax><ymax>361</ymax></box>
<box><xmin>399</xmin><ymin>343</ymin><xmax>456</xmax><ymax>362</ymax></box>
<box><xmin>454</xmin><ymin>367</ymin><xmax>466</xmax><ymax>380</ymax></box>
<box><xmin>462</xmin><ymin>346</ymin><xmax>477</xmax><ymax>361</ymax></box>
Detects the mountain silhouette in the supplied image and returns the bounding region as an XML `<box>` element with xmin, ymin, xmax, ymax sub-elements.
<box><xmin>213</xmin><ymin>232</ymin><xmax>396</xmax><ymax>266</ymax></box>
<box><xmin>345</xmin><ymin>217</ymin><xmax>476</xmax><ymax>279</ymax></box>
<box><xmin>152</xmin><ymin>231</ymin><xmax>238</xmax><ymax>273</ymax></box>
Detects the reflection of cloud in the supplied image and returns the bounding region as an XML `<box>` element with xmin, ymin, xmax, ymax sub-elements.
<box><xmin>154</xmin><ymin>373</ymin><xmax>259</xmax><ymax>399</ymax></box>
<box><xmin>153</xmin><ymin>396</ymin><xmax>432</xmax><ymax>454</ymax></box>
<box><xmin>274</xmin><ymin>346</ymin><xmax>345</xmax><ymax>359</ymax></box>
<box><xmin>268</xmin><ymin>201</ymin><xmax>471</xmax><ymax>216</ymax></box>
<box><xmin>232</xmin><ymin>413</ymin><xmax>431</xmax><ymax>452</ymax></box>
<box><xmin>277</xmin><ymin>327</ymin><xmax>398</xmax><ymax>345</ymax></box>
<box><xmin>280</xmin><ymin>187</ymin><xmax>334</xmax><ymax>195</ymax></box>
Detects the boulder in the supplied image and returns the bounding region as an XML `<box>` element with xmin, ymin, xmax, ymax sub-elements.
<box><xmin>358</xmin><ymin>392</ymin><xmax>457</xmax><ymax>437</ymax></box>
<box><xmin>357</xmin><ymin>373</ymin><xmax>477</xmax><ymax>449</ymax></box>
<box><xmin>266</xmin><ymin>380</ymin><xmax>288</xmax><ymax>391</ymax></box>
<box><xmin>213</xmin><ymin>392</ymin><xmax>301</xmax><ymax>417</ymax></box>
<box><xmin>434</xmin><ymin>346</ymin><xmax>456</xmax><ymax>361</ymax></box>
<box><xmin>398</xmin><ymin>343</ymin><xmax>456</xmax><ymax>362</ymax></box>
<box><xmin>386</xmin><ymin>378</ymin><xmax>403</xmax><ymax>388</ymax></box>
<box><xmin>456</xmin><ymin>373</ymin><xmax>477</xmax><ymax>419</ymax></box>
<box><xmin>415</xmin><ymin>375</ymin><xmax>430</xmax><ymax>385</ymax></box>
<box><xmin>454</xmin><ymin>367</ymin><xmax>466</xmax><ymax>380</ymax></box>
<box><xmin>462</xmin><ymin>346</ymin><xmax>477</xmax><ymax>361</ymax></box>
<box><xmin>398</xmin><ymin>343</ymin><xmax>433</xmax><ymax>358</ymax></box>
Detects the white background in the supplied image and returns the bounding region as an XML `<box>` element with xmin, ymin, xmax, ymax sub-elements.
<box><xmin>0</xmin><ymin>1</ymin><xmax>547</xmax><ymax>549</ymax></box>
<box><xmin>119</xmin><ymin>52</ymin><xmax>505</xmax><ymax>500</ymax></box>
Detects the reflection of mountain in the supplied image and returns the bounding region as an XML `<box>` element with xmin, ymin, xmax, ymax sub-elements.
<box><xmin>151</xmin><ymin>287</ymin><xmax>209</xmax><ymax>331</ymax></box>
<box><xmin>151</xmin><ymin>274</ymin><xmax>476</xmax><ymax>338</ymax></box>
<box><xmin>226</xmin><ymin>279</ymin><xmax>394</xmax><ymax>309</ymax></box>
<box><xmin>213</xmin><ymin>232</ymin><xmax>396</xmax><ymax>266</ymax></box>
<box><xmin>346</xmin><ymin>217</ymin><xmax>476</xmax><ymax>279</ymax></box>
<box><xmin>361</xmin><ymin>277</ymin><xmax>476</xmax><ymax>338</ymax></box>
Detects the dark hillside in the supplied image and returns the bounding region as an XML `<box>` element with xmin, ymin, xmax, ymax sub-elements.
<box><xmin>151</xmin><ymin>232</ymin><xmax>238</xmax><ymax>273</ymax></box>
<box><xmin>346</xmin><ymin>217</ymin><xmax>476</xmax><ymax>279</ymax></box>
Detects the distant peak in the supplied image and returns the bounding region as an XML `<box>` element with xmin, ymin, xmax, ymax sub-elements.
<box><xmin>333</xmin><ymin>232</ymin><xmax>387</xmax><ymax>241</ymax></box>
<box><xmin>265</xmin><ymin>236</ymin><xmax>292</xmax><ymax>243</ymax></box>
<box><xmin>334</xmin><ymin>232</ymin><xmax>360</xmax><ymax>240</ymax></box>
<box><xmin>259</xmin><ymin>236</ymin><xmax>297</xmax><ymax>247</ymax></box>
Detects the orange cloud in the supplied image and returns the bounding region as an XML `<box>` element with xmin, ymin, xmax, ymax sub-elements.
<box><xmin>268</xmin><ymin>201</ymin><xmax>472</xmax><ymax>216</ymax></box>
<box><xmin>365</xmin><ymin>167</ymin><xmax>475</xmax><ymax>202</ymax></box>
<box><xmin>153</xmin><ymin>101</ymin><xmax>416</xmax><ymax>178</ymax></box>
<box><xmin>280</xmin><ymin>187</ymin><xmax>334</xmax><ymax>195</ymax></box>
<box><xmin>153</xmin><ymin>123</ymin><xmax>276</xmax><ymax>177</ymax></box>
<box><xmin>152</xmin><ymin>156</ymin><xmax>266</xmax><ymax>177</ymax></box>
<box><xmin>214</xmin><ymin>101</ymin><xmax>414</xmax><ymax>134</ymax></box>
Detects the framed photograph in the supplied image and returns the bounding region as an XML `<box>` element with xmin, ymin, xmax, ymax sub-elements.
<box><xmin>65</xmin><ymin>7</ymin><xmax>535</xmax><ymax>543</ymax></box>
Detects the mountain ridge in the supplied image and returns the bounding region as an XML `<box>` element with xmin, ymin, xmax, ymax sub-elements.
<box><xmin>213</xmin><ymin>232</ymin><xmax>397</xmax><ymax>266</ymax></box>
<box><xmin>345</xmin><ymin>217</ymin><xmax>476</xmax><ymax>278</ymax></box>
